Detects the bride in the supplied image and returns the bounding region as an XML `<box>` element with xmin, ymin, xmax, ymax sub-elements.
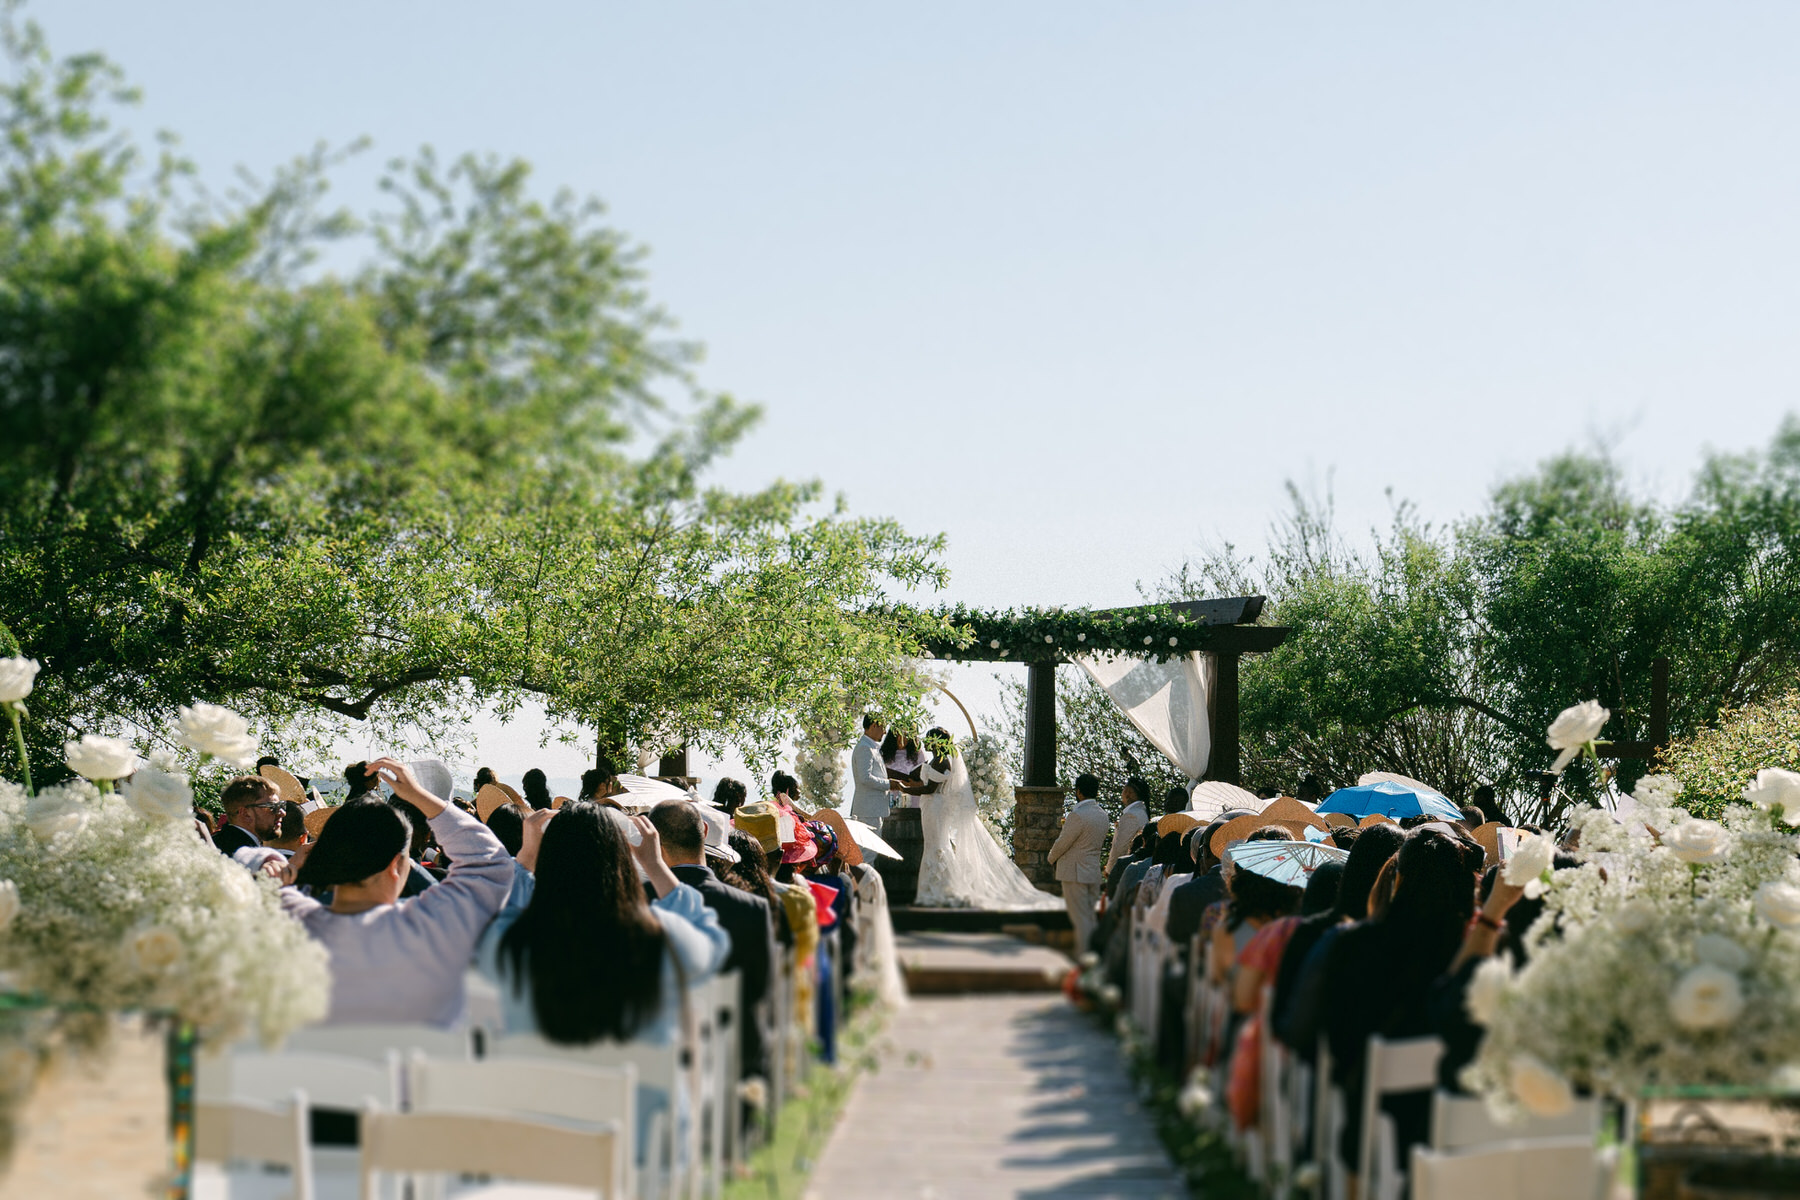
<box><xmin>912</xmin><ymin>729</ymin><xmax>1062</xmax><ymax>911</ymax></box>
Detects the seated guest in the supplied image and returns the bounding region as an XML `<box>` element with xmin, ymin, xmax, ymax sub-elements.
<box><xmin>522</xmin><ymin>767</ymin><xmax>554</xmax><ymax>811</ymax></box>
<box><xmin>473</xmin><ymin>766</ymin><xmax>498</xmax><ymax>793</ymax></box>
<box><xmin>649</xmin><ymin>800</ymin><xmax>775</xmax><ymax>1082</ymax></box>
<box><xmin>214</xmin><ymin>775</ymin><xmax>283</xmax><ymax>856</ymax></box>
<box><xmin>1207</xmin><ymin>827</ymin><xmax>1303</xmax><ymax>988</ymax></box>
<box><xmin>486</xmin><ymin>804</ymin><xmax>525</xmax><ymax>856</ymax></box>
<box><xmin>344</xmin><ymin>760</ymin><xmax>381</xmax><ymax>801</ymax></box>
<box><xmin>265</xmin><ymin>801</ymin><xmax>309</xmax><ymax>856</ymax></box>
<box><xmin>579</xmin><ymin>757</ymin><xmax>619</xmax><ymax>803</ymax></box>
<box><xmin>712</xmin><ymin>778</ymin><xmax>748</xmax><ymax>815</ymax></box>
<box><xmin>1322</xmin><ymin>826</ymin><xmax>1484</xmax><ymax>1177</ymax></box>
<box><xmin>1272</xmin><ymin>823</ymin><xmax>1405</xmax><ymax>1057</ymax></box>
<box><xmin>477</xmin><ymin>802</ymin><xmax>728</xmax><ymax>1165</ymax></box>
<box><xmin>1162</xmin><ymin>784</ymin><xmax>1190</xmax><ymax>816</ymax></box>
<box><xmin>278</xmin><ymin>758</ymin><xmax>512</xmax><ymax>1026</ymax></box>
<box><xmin>1166</xmin><ymin>820</ymin><xmax>1232</xmax><ymax>945</ymax></box>
<box><xmin>390</xmin><ymin>800</ymin><xmax>439</xmax><ymax>898</ymax></box>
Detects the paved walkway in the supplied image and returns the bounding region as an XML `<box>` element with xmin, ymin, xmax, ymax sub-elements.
<box><xmin>806</xmin><ymin>993</ymin><xmax>1187</xmax><ymax>1200</ymax></box>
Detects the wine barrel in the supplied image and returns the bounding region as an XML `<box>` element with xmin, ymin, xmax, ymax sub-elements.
<box><xmin>876</xmin><ymin>808</ymin><xmax>924</xmax><ymax>906</ymax></box>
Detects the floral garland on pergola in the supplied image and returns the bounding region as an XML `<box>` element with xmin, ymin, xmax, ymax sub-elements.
<box><xmin>920</xmin><ymin>605</ymin><xmax>1218</xmax><ymax>663</ymax></box>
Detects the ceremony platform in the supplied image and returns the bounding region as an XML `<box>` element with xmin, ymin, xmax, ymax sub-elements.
<box><xmin>897</xmin><ymin>932</ymin><xmax>1073</xmax><ymax>994</ymax></box>
<box><xmin>806</xmin><ymin>983</ymin><xmax>1186</xmax><ymax>1199</ymax></box>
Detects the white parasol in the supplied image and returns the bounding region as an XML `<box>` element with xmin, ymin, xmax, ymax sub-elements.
<box><xmin>842</xmin><ymin>817</ymin><xmax>904</xmax><ymax>861</ymax></box>
<box><xmin>1187</xmin><ymin>780</ymin><xmax>1266</xmax><ymax>821</ymax></box>
<box><xmin>611</xmin><ymin>773</ymin><xmax>692</xmax><ymax>810</ymax></box>
<box><xmin>1225</xmin><ymin>838</ymin><xmax>1348</xmax><ymax>887</ymax></box>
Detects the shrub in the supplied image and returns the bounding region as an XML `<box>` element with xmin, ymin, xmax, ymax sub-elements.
<box><xmin>1662</xmin><ymin>692</ymin><xmax>1800</xmax><ymax>819</ymax></box>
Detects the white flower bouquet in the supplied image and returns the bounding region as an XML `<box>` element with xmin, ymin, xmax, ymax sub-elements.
<box><xmin>0</xmin><ymin>773</ymin><xmax>327</xmax><ymax>1046</ymax></box>
<box><xmin>961</xmin><ymin>731</ymin><xmax>1014</xmax><ymax>840</ymax></box>
<box><xmin>794</xmin><ymin>737</ymin><xmax>848</xmax><ymax>809</ymax></box>
<box><xmin>1465</xmin><ymin>790</ymin><xmax>1800</xmax><ymax>1116</ymax></box>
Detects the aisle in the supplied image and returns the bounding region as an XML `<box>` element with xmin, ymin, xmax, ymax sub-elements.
<box><xmin>805</xmin><ymin>993</ymin><xmax>1187</xmax><ymax>1199</ymax></box>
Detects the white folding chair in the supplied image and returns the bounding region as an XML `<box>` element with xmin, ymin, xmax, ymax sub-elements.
<box><xmin>1358</xmin><ymin>1035</ymin><xmax>1444</xmax><ymax>1200</ymax></box>
<box><xmin>359</xmin><ymin>1106</ymin><xmax>627</xmax><ymax>1200</ymax></box>
<box><xmin>198</xmin><ymin>1050</ymin><xmax>400</xmax><ymax>1117</ymax></box>
<box><xmin>704</xmin><ymin>970</ymin><xmax>742</xmax><ymax>1188</ymax></box>
<box><xmin>1410</xmin><ymin>1136</ymin><xmax>1612</xmax><ymax>1200</ymax></box>
<box><xmin>195</xmin><ymin>1089</ymin><xmax>314</xmax><ymax>1200</ymax></box>
<box><xmin>283</xmin><ymin>1023</ymin><xmax>472</xmax><ymax>1065</ymax></box>
<box><xmin>1314</xmin><ymin>1038</ymin><xmax>1342</xmax><ymax>1200</ymax></box>
<box><xmin>406</xmin><ymin>1055</ymin><xmax>636</xmax><ymax>1200</ymax></box>
<box><xmin>1430</xmin><ymin>1090</ymin><xmax>1601</xmax><ymax>1150</ymax></box>
<box><xmin>493</xmin><ymin>1032</ymin><xmax>683</xmax><ymax>1200</ymax></box>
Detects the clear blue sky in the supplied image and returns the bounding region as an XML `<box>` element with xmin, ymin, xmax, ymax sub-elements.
<box><xmin>38</xmin><ymin>1</ymin><xmax>1800</xmax><ymax>783</ymax></box>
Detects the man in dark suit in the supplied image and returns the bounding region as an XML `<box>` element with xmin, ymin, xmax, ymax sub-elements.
<box><xmin>213</xmin><ymin>775</ymin><xmax>284</xmax><ymax>858</ymax></box>
<box><xmin>650</xmin><ymin>800</ymin><xmax>775</xmax><ymax>1084</ymax></box>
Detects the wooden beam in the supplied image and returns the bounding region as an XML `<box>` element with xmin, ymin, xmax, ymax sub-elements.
<box><xmin>1207</xmin><ymin>652</ymin><xmax>1242</xmax><ymax>785</ymax></box>
<box><xmin>1023</xmin><ymin>660</ymin><xmax>1058</xmax><ymax>788</ymax></box>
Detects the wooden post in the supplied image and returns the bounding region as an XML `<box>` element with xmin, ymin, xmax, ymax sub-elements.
<box><xmin>1208</xmin><ymin>651</ymin><xmax>1242</xmax><ymax>786</ymax></box>
<box><xmin>657</xmin><ymin>744</ymin><xmax>689</xmax><ymax>778</ymax></box>
<box><xmin>1024</xmin><ymin>660</ymin><xmax>1057</xmax><ymax>788</ymax></box>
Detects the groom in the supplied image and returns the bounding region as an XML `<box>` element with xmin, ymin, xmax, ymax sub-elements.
<box><xmin>849</xmin><ymin>713</ymin><xmax>900</xmax><ymax>825</ymax></box>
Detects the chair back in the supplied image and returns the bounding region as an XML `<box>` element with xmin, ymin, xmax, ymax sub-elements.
<box><xmin>195</xmin><ymin>1089</ymin><xmax>314</xmax><ymax>1200</ymax></box>
<box><xmin>1409</xmin><ymin>1135</ymin><xmax>1609</xmax><ymax>1200</ymax></box>
<box><xmin>359</xmin><ymin>1107</ymin><xmax>625</xmax><ymax>1200</ymax></box>
<box><xmin>284</xmin><ymin>1023</ymin><xmax>473</xmax><ymax>1063</ymax></box>
<box><xmin>1430</xmin><ymin>1090</ymin><xmax>1601</xmax><ymax>1151</ymax></box>
<box><xmin>1359</xmin><ymin>1035</ymin><xmax>1444</xmax><ymax>1200</ymax></box>
<box><xmin>199</xmin><ymin>1050</ymin><xmax>399</xmax><ymax>1115</ymax></box>
<box><xmin>493</xmin><ymin>1032</ymin><xmax>679</xmax><ymax>1091</ymax></box>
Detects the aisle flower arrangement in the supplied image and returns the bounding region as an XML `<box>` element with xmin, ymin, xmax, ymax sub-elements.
<box><xmin>0</xmin><ymin>659</ymin><xmax>329</xmax><ymax>1163</ymax></box>
<box><xmin>961</xmin><ymin>732</ymin><xmax>1015</xmax><ymax>840</ymax></box>
<box><xmin>1465</xmin><ymin>767</ymin><xmax>1800</xmax><ymax>1116</ymax></box>
<box><xmin>795</xmin><ymin>737</ymin><xmax>848</xmax><ymax>810</ymax></box>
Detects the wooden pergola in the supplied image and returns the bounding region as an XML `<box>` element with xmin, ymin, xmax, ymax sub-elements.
<box><xmin>921</xmin><ymin>596</ymin><xmax>1290</xmax><ymax>886</ymax></box>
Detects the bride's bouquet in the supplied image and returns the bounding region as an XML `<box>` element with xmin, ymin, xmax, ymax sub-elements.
<box><xmin>1465</xmin><ymin>768</ymin><xmax>1800</xmax><ymax>1117</ymax></box>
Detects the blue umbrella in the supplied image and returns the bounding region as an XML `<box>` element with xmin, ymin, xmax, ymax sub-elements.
<box><xmin>1318</xmin><ymin>780</ymin><xmax>1463</xmax><ymax>822</ymax></box>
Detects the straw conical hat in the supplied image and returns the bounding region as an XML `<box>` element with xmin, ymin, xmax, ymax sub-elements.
<box><xmin>1211</xmin><ymin>811</ymin><xmax>1318</xmax><ymax>860</ymax></box>
<box><xmin>1321</xmin><ymin>811</ymin><xmax>1356</xmax><ymax>828</ymax></box>
<box><xmin>303</xmin><ymin>805</ymin><xmax>337</xmax><ymax>839</ymax></box>
<box><xmin>1260</xmin><ymin>797</ymin><xmax>1329</xmax><ymax>833</ymax></box>
<box><xmin>476</xmin><ymin>784</ymin><xmax>515</xmax><ymax>821</ymax></box>
<box><xmin>1358</xmin><ymin>813</ymin><xmax>1396</xmax><ymax>828</ymax></box>
<box><xmin>259</xmin><ymin>765</ymin><xmax>306</xmax><ymax>805</ymax></box>
<box><xmin>1157</xmin><ymin>812</ymin><xmax>1204</xmax><ymax>838</ymax></box>
<box><xmin>498</xmin><ymin>783</ymin><xmax>523</xmax><ymax>807</ymax></box>
<box><xmin>1471</xmin><ymin>821</ymin><xmax>1506</xmax><ymax>867</ymax></box>
<box><xmin>553</xmin><ymin>796</ymin><xmax>572</xmax><ymax>809</ymax></box>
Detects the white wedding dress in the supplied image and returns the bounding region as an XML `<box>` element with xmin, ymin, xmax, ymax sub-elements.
<box><xmin>914</xmin><ymin>755</ymin><xmax>1061</xmax><ymax>910</ymax></box>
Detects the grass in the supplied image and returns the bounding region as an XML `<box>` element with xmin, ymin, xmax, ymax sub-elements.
<box><xmin>723</xmin><ymin>993</ymin><xmax>885</xmax><ymax>1200</ymax></box>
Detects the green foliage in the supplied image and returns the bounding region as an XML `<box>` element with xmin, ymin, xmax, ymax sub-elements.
<box><xmin>1662</xmin><ymin>692</ymin><xmax>1800</xmax><ymax>820</ymax></box>
<box><xmin>925</xmin><ymin>603</ymin><xmax>1218</xmax><ymax>662</ymax></box>
<box><xmin>0</xmin><ymin>9</ymin><xmax>949</xmax><ymax>771</ymax></box>
<box><xmin>994</xmin><ymin>671</ymin><xmax>1185</xmax><ymax>823</ymax></box>
<box><xmin>1027</xmin><ymin>426</ymin><xmax>1800</xmax><ymax>815</ymax></box>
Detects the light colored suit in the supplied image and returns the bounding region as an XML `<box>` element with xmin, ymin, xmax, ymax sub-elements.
<box><xmin>1105</xmin><ymin>800</ymin><xmax>1149</xmax><ymax>876</ymax></box>
<box><xmin>1048</xmin><ymin>797</ymin><xmax>1109</xmax><ymax>951</ymax></box>
<box><xmin>849</xmin><ymin>734</ymin><xmax>894</xmax><ymax>825</ymax></box>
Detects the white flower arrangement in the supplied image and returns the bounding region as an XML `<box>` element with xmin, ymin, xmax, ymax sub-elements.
<box><xmin>961</xmin><ymin>731</ymin><xmax>1014</xmax><ymax>841</ymax></box>
<box><xmin>794</xmin><ymin>735</ymin><xmax>848</xmax><ymax>809</ymax></box>
<box><xmin>1465</xmin><ymin>789</ymin><xmax>1800</xmax><ymax>1115</ymax></box>
<box><xmin>0</xmin><ymin>775</ymin><xmax>328</xmax><ymax>1046</ymax></box>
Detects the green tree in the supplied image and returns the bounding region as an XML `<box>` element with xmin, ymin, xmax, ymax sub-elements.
<box><xmin>0</xmin><ymin>10</ymin><xmax>948</xmax><ymax>774</ymax></box>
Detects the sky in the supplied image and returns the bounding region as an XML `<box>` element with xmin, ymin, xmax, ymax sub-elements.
<box><xmin>37</xmin><ymin>2</ymin><xmax>1800</xmax><ymax>791</ymax></box>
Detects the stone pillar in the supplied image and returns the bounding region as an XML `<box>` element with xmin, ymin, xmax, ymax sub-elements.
<box><xmin>1012</xmin><ymin>785</ymin><xmax>1068</xmax><ymax>894</ymax></box>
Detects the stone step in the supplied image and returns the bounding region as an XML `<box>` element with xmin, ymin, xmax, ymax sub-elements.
<box><xmin>897</xmin><ymin>932</ymin><xmax>1073</xmax><ymax>994</ymax></box>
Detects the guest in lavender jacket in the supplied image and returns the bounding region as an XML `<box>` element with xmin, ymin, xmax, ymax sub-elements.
<box><xmin>271</xmin><ymin>757</ymin><xmax>514</xmax><ymax>1027</ymax></box>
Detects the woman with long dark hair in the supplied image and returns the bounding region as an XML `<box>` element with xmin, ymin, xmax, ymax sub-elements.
<box><xmin>1320</xmin><ymin>825</ymin><xmax>1484</xmax><ymax>1175</ymax></box>
<box><xmin>477</xmin><ymin>802</ymin><xmax>728</xmax><ymax>1044</ymax></box>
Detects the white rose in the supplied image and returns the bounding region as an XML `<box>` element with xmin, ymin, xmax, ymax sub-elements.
<box><xmin>1466</xmin><ymin>956</ymin><xmax>1511</xmax><ymax>1026</ymax></box>
<box><xmin>1613</xmin><ymin>898</ymin><xmax>1658</xmax><ymax>934</ymax></box>
<box><xmin>23</xmin><ymin>790</ymin><xmax>86</xmax><ymax>841</ymax></box>
<box><xmin>1663</xmin><ymin>819</ymin><xmax>1729</xmax><ymax>865</ymax></box>
<box><xmin>1509</xmin><ymin>1053</ymin><xmax>1576</xmax><ymax>1118</ymax></box>
<box><xmin>1502</xmin><ymin>831</ymin><xmax>1557</xmax><ymax>887</ymax></box>
<box><xmin>1669</xmin><ymin>964</ymin><xmax>1745</xmax><ymax>1031</ymax></box>
<box><xmin>1754</xmin><ymin>881</ymin><xmax>1800</xmax><ymax>930</ymax></box>
<box><xmin>1743</xmin><ymin>768</ymin><xmax>1800</xmax><ymax>825</ymax></box>
<box><xmin>1693</xmin><ymin>933</ymin><xmax>1752</xmax><ymax>972</ymax></box>
<box><xmin>126</xmin><ymin>925</ymin><xmax>184</xmax><ymax>974</ymax></box>
<box><xmin>175</xmin><ymin>703</ymin><xmax>260</xmax><ymax>768</ymax></box>
<box><xmin>0</xmin><ymin>658</ymin><xmax>38</xmax><ymax>705</ymax></box>
<box><xmin>120</xmin><ymin>766</ymin><xmax>193</xmax><ymax>823</ymax></box>
<box><xmin>1546</xmin><ymin>700</ymin><xmax>1609</xmax><ymax>773</ymax></box>
<box><xmin>62</xmin><ymin>734</ymin><xmax>138</xmax><ymax>782</ymax></box>
<box><xmin>0</xmin><ymin>881</ymin><xmax>20</xmax><ymax>933</ymax></box>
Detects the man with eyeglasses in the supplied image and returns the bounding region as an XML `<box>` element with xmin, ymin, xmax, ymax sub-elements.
<box><xmin>214</xmin><ymin>775</ymin><xmax>285</xmax><ymax>858</ymax></box>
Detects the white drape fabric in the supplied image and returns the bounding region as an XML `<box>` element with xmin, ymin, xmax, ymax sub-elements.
<box><xmin>1075</xmin><ymin>651</ymin><xmax>1216</xmax><ymax>788</ymax></box>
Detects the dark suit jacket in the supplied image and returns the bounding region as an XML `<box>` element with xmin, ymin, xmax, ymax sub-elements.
<box><xmin>213</xmin><ymin>824</ymin><xmax>260</xmax><ymax>858</ymax></box>
<box><xmin>672</xmin><ymin>863</ymin><xmax>775</xmax><ymax>1080</ymax></box>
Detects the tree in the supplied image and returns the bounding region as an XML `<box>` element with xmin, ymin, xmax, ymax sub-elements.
<box><xmin>0</xmin><ymin>10</ymin><xmax>948</xmax><ymax>773</ymax></box>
